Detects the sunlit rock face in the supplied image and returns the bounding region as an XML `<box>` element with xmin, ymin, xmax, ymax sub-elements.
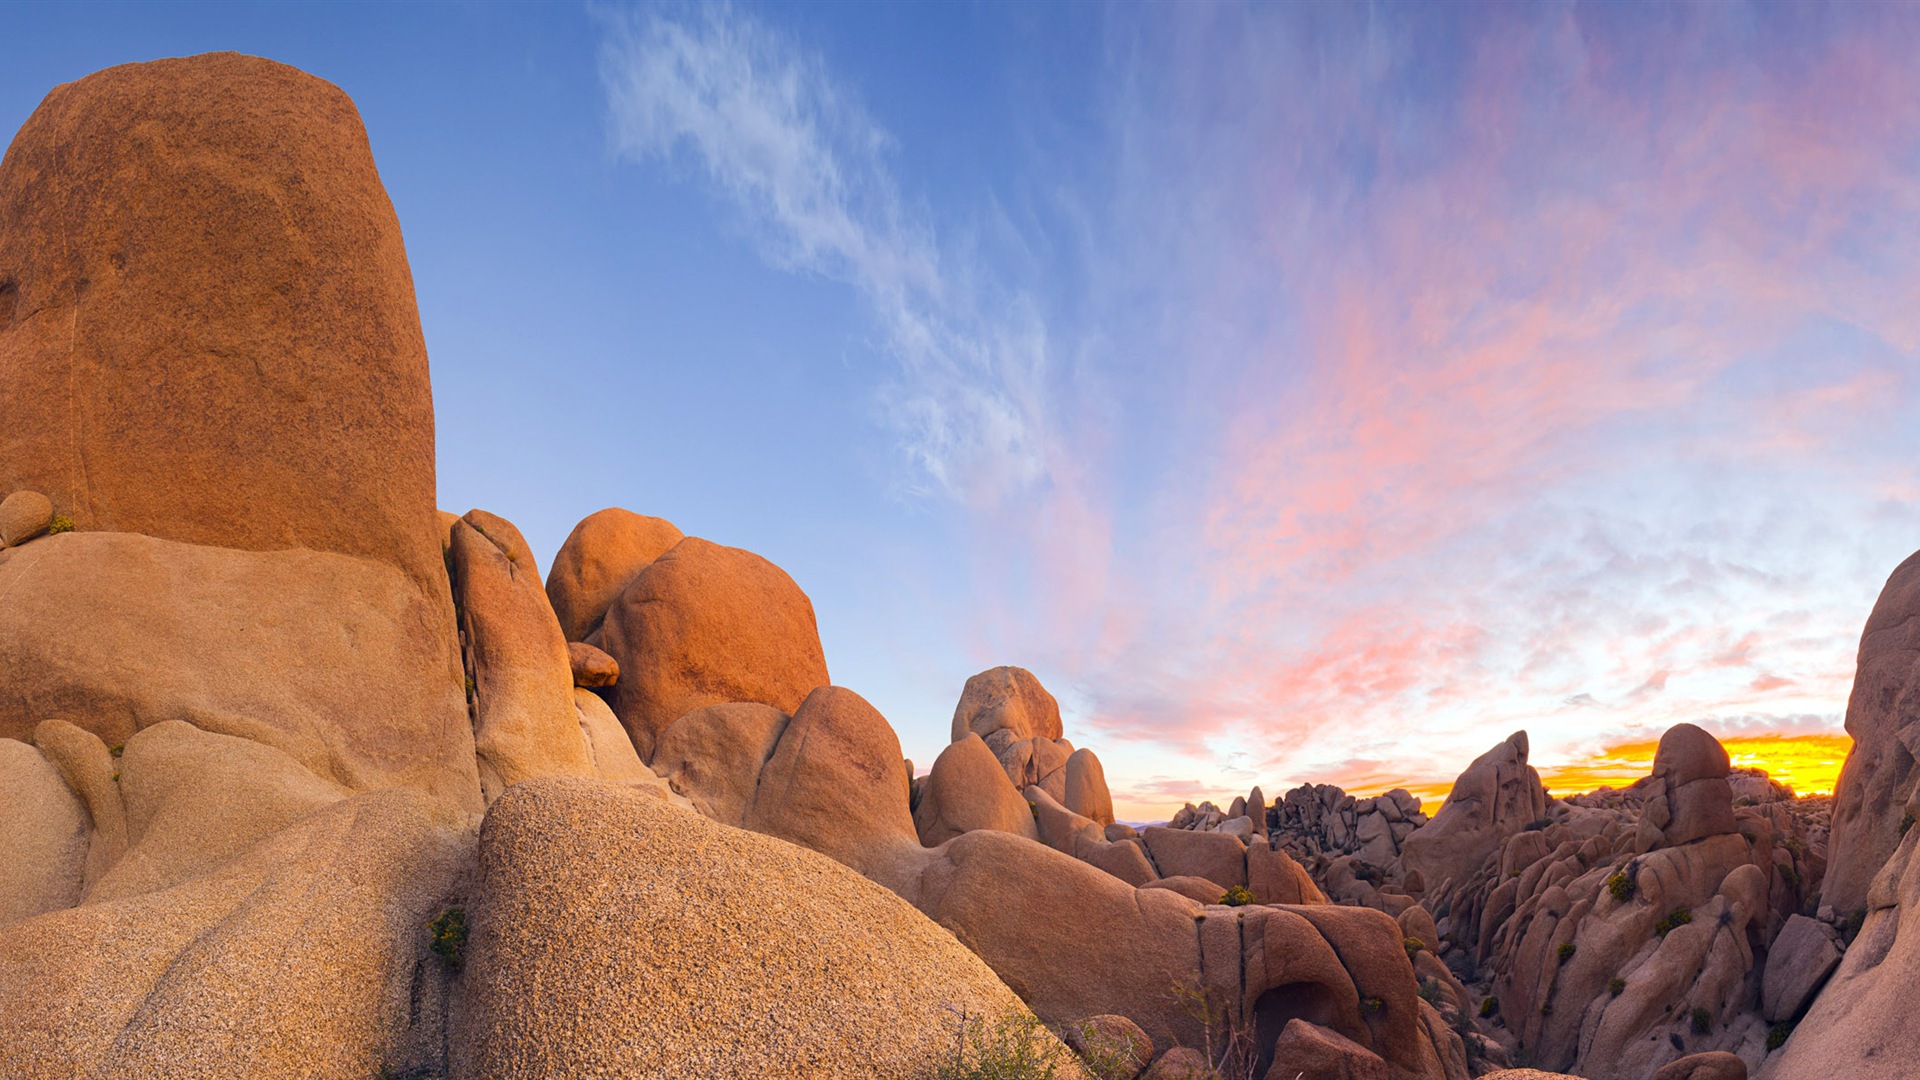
<box><xmin>1399</xmin><ymin>732</ymin><xmax>1551</xmax><ymax>911</ymax></box>
<box><xmin>1824</xmin><ymin>548</ymin><xmax>1920</xmax><ymax>917</ymax></box>
<box><xmin>0</xmin><ymin>52</ymin><xmax>475</xmax><ymax>807</ymax></box>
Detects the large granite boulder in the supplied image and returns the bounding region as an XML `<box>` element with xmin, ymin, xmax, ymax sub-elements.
<box><xmin>0</xmin><ymin>53</ymin><xmax>445</xmax><ymax>589</ymax></box>
<box><xmin>449</xmin><ymin>509</ymin><xmax>594</xmax><ymax>801</ymax></box>
<box><xmin>454</xmin><ymin>776</ymin><xmax>1049</xmax><ymax>1079</ymax></box>
<box><xmin>952</xmin><ymin>665</ymin><xmax>1064</xmax><ymax>743</ymax></box>
<box><xmin>0</xmin><ymin>533</ymin><xmax>477</xmax><ymax>807</ymax></box>
<box><xmin>1825</xmin><ymin>548</ymin><xmax>1920</xmax><ymax>916</ymax></box>
<box><xmin>601</xmin><ymin>537</ymin><xmax>829</xmax><ymax>760</ymax></box>
<box><xmin>543</xmin><ymin>508</ymin><xmax>683</xmax><ymax>643</ymax></box>
<box><xmin>913</xmin><ymin>732</ymin><xmax>1039</xmax><ymax>847</ymax></box>
<box><xmin>0</xmin><ymin>787</ymin><xmax>468</xmax><ymax>1080</ymax></box>
<box><xmin>0</xmin><ymin>738</ymin><xmax>88</xmax><ymax>927</ymax></box>
<box><xmin>1399</xmin><ymin>732</ymin><xmax>1549</xmax><ymax>900</ymax></box>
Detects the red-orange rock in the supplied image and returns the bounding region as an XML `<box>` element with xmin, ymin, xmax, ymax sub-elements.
<box><xmin>601</xmin><ymin>537</ymin><xmax>829</xmax><ymax>760</ymax></box>
<box><xmin>544</xmin><ymin>509</ymin><xmax>684</xmax><ymax>643</ymax></box>
<box><xmin>0</xmin><ymin>53</ymin><xmax>446</xmax><ymax>590</ymax></box>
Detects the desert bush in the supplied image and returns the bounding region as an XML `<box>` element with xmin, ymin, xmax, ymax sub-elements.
<box><xmin>935</xmin><ymin>1009</ymin><xmax>1085</xmax><ymax>1080</ymax></box>
<box><xmin>1654</xmin><ymin>906</ymin><xmax>1692</xmax><ymax>937</ymax></box>
<box><xmin>1606</xmin><ymin>870</ymin><xmax>1635</xmax><ymax>902</ymax></box>
<box><xmin>1767</xmin><ymin>1021</ymin><xmax>1793</xmax><ymax>1051</ymax></box>
<box><xmin>1689</xmin><ymin>1006</ymin><xmax>1711</xmax><ymax>1035</ymax></box>
<box><xmin>1218</xmin><ymin>885</ymin><xmax>1256</xmax><ymax>907</ymax></box>
<box><xmin>1403</xmin><ymin>936</ymin><xmax>1427</xmax><ymax>959</ymax></box>
<box><xmin>1556</xmin><ymin>942</ymin><xmax>1575</xmax><ymax>963</ymax></box>
<box><xmin>429</xmin><ymin>906</ymin><xmax>467</xmax><ymax>968</ymax></box>
<box><xmin>1607</xmin><ymin>977</ymin><xmax>1625</xmax><ymax>996</ymax></box>
<box><xmin>1478</xmin><ymin>996</ymin><xmax>1499</xmax><ymax>1018</ymax></box>
<box><xmin>47</xmin><ymin>514</ymin><xmax>74</xmax><ymax>535</ymax></box>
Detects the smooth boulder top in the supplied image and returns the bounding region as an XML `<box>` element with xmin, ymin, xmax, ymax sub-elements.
<box><xmin>601</xmin><ymin>536</ymin><xmax>830</xmax><ymax>761</ymax></box>
<box><xmin>951</xmin><ymin>665</ymin><xmax>1064</xmax><ymax>744</ymax></box>
<box><xmin>0</xmin><ymin>52</ymin><xmax>444</xmax><ymax>588</ymax></box>
<box><xmin>544</xmin><ymin>508</ymin><xmax>684</xmax><ymax>643</ymax></box>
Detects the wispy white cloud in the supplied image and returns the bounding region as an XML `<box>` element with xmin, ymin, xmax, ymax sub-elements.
<box><xmin>597</xmin><ymin>2</ymin><xmax>1054</xmax><ymax>504</ymax></box>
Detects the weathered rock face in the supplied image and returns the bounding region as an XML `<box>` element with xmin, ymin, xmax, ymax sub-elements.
<box><xmin>0</xmin><ymin>532</ymin><xmax>477</xmax><ymax>807</ymax></box>
<box><xmin>0</xmin><ymin>739</ymin><xmax>87</xmax><ymax>927</ymax></box>
<box><xmin>1635</xmin><ymin>723</ymin><xmax>1738</xmax><ymax>851</ymax></box>
<box><xmin>1762</xmin><ymin>811</ymin><xmax>1920</xmax><ymax>1080</ymax></box>
<box><xmin>1400</xmin><ymin>733</ymin><xmax>1549</xmax><ymax>905</ymax></box>
<box><xmin>454</xmin><ymin>776</ymin><xmax>1050</xmax><ymax>1080</ymax></box>
<box><xmin>0</xmin><ymin>53</ymin><xmax>445</xmax><ymax>590</ymax></box>
<box><xmin>953</xmin><ymin>666</ymin><xmax>1065</xmax><ymax>743</ymax></box>
<box><xmin>449</xmin><ymin>510</ymin><xmax>595</xmax><ymax>801</ymax></box>
<box><xmin>543</xmin><ymin>508</ymin><xmax>684</xmax><ymax>643</ymax></box>
<box><xmin>913</xmin><ymin>732</ymin><xmax>1039</xmax><ymax>847</ymax></box>
<box><xmin>652</xmin><ymin>701</ymin><xmax>792</xmax><ymax>824</ymax></box>
<box><xmin>1824</xmin><ymin>548</ymin><xmax>1920</xmax><ymax>916</ymax></box>
<box><xmin>1759</xmin><ymin>915</ymin><xmax>1840</xmax><ymax>1024</ymax></box>
<box><xmin>746</xmin><ymin>685</ymin><xmax>921</xmax><ymax>883</ymax></box>
<box><xmin>601</xmin><ymin>537</ymin><xmax>829</xmax><ymax>760</ymax></box>
<box><xmin>0</xmin><ymin>787</ymin><xmax>468</xmax><ymax>1080</ymax></box>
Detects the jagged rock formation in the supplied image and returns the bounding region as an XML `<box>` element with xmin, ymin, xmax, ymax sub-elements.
<box><xmin>1401</xmin><ymin>732</ymin><xmax>1552</xmax><ymax>915</ymax></box>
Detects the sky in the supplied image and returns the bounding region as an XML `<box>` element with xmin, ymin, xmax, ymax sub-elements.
<box><xmin>5</xmin><ymin>2</ymin><xmax>1916</xmax><ymax>819</ymax></box>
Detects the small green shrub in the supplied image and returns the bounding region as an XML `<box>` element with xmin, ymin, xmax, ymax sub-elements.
<box><xmin>1607</xmin><ymin>870</ymin><xmax>1635</xmax><ymax>902</ymax></box>
<box><xmin>464</xmin><ymin>675</ymin><xmax>476</xmax><ymax>703</ymax></box>
<box><xmin>1539</xmin><ymin>1001</ymin><xmax>1553</xmax><ymax>1016</ymax></box>
<box><xmin>1556</xmin><ymin>942</ymin><xmax>1576</xmax><ymax>963</ymax></box>
<box><xmin>1655</xmin><ymin>906</ymin><xmax>1692</xmax><ymax>937</ymax></box>
<box><xmin>1361</xmin><ymin>995</ymin><xmax>1386</xmax><ymax>1015</ymax></box>
<box><xmin>1901</xmin><ymin>812</ymin><xmax>1915</xmax><ymax>837</ymax></box>
<box><xmin>1418</xmin><ymin>978</ymin><xmax>1443</xmax><ymax>1006</ymax></box>
<box><xmin>46</xmin><ymin>514</ymin><xmax>74</xmax><ymax>535</ymax></box>
<box><xmin>1767</xmin><ymin>1021</ymin><xmax>1793</xmax><ymax>1051</ymax></box>
<box><xmin>1219</xmin><ymin>885</ymin><xmax>1256</xmax><ymax>907</ymax></box>
<box><xmin>1479</xmin><ymin>996</ymin><xmax>1499</xmax><ymax>1018</ymax></box>
<box><xmin>107</xmin><ymin>743</ymin><xmax>124</xmax><ymax>758</ymax></box>
<box><xmin>429</xmin><ymin>907</ymin><xmax>468</xmax><ymax>969</ymax></box>
<box><xmin>1690</xmin><ymin>1006</ymin><xmax>1711</xmax><ymax>1035</ymax></box>
<box><xmin>936</xmin><ymin>1009</ymin><xmax>1086</xmax><ymax>1080</ymax></box>
<box><xmin>1608</xmin><ymin>977</ymin><xmax>1626</xmax><ymax>996</ymax></box>
<box><xmin>1403</xmin><ymin>936</ymin><xmax>1427</xmax><ymax>959</ymax></box>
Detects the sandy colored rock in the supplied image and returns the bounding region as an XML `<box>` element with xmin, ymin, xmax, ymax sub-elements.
<box><xmin>1249</xmin><ymin>841</ymin><xmax>1328</xmax><ymax>904</ymax></box>
<box><xmin>573</xmin><ymin>688</ymin><xmax>652</xmax><ymax>786</ymax></box>
<box><xmin>0</xmin><ymin>787</ymin><xmax>468</xmax><ymax>1080</ymax></box>
<box><xmin>0</xmin><ymin>738</ymin><xmax>88</xmax><ymax>926</ymax></box>
<box><xmin>567</xmin><ymin>641</ymin><xmax>620</xmax><ymax>688</ymax></box>
<box><xmin>952</xmin><ymin>665</ymin><xmax>1064</xmax><ymax>743</ymax></box>
<box><xmin>1144</xmin><ymin>1047</ymin><xmax>1213</xmax><ymax>1080</ymax></box>
<box><xmin>90</xmin><ymin>720</ymin><xmax>347</xmax><ymax>903</ymax></box>
<box><xmin>1761</xmin><ymin>824</ymin><xmax>1920</xmax><ymax>1080</ymax></box>
<box><xmin>30</xmin><ymin>719</ymin><xmax>127</xmax><ymax>886</ymax></box>
<box><xmin>1144</xmin><ymin>825</ymin><xmax>1248</xmax><ymax>887</ymax></box>
<box><xmin>454</xmin><ymin>775</ymin><xmax>1048</xmax><ymax>1080</ymax></box>
<box><xmin>1142</xmin><ymin>875</ymin><xmax>1227</xmax><ymax>904</ymax></box>
<box><xmin>1761</xmin><ymin>914</ymin><xmax>1840</xmax><ymax>1022</ymax></box>
<box><xmin>1635</xmin><ymin>723</ymin><xmax>1736</xmax><ymax>851</ymax></box>
<box><xmin>0</xmin><ymin>53</ymin><xmax>447</xmax><ymax>590</ymax></box>
<box><xmin>746</xmin><ymin>686</ymin><xmax>920</xmax><ymax>882</ymax></box>
<box><xmin>0</xmin><ymin>532</ymin><xmax>477</xmax><ymax>810</ymax></box>
<box><xmin>601</xmin><ymin>537</ymin><xmax>828</xmax><ymax>760</ymax></box>
<box><xmin>1066</xmin><ymin>1014</ymin><xmax>1154</xmax><ymax>1078</ymax></box>
<box><xmin>1397</xmin><ymin>905</ymin><xmax>1440</xmax><ymax>954</ymax></box>
<box><xmin>1650</xmin><ymin>1052</ymin><xmax>1745</xmax><ymax>1080</ymax></box>
<box><xmin>914</xmin><ymin>732</ymin><xmax>1038</xmax><ymax>846</ymax></box>
<box><xmin>544</xmin><ymin>508</ymin><xmax>684</xmax><ymax>642</ymax></box>
<box><xmin>1399</xmin><ymin>732</ymin><xmax>1548</xmax><ymax>899</ymax></box>
<box><xmin>652</xmin><ymin>701</ymin><xmax>790</xmax><ymax>824</ymax></box>
<box><xmin>1826</xmin><ymin>548</ymin><xmax>1920</xmax><ymax>915</ymax></box>
<box><xmin>451</xmin><ymin>511</ymin><xmax>595</xmax><ymax>801</ymax></box>
<box><xmin>0</xmin><ymin>490</ymin><xmax>52</xmax><ymax>546</ymax></box>
<box><xmin>1064</xmin><ymin>747</ymin><xmax>1116</xmax><ymax>826</ymax></box>
<box><xmin>1267</xmin><ymin>1018</ymin><xmax>1389</xmax><ymax>1080</ymax></box>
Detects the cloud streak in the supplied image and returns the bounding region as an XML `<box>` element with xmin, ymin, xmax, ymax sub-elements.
<box><xmin>598</xmin><ymin>2</ymin><xmax>1058</xmax><ymax>505</ymax></box>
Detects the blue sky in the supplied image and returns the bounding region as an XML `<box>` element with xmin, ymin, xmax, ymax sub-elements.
<box><xmin>7</xmin><ymin>2</ymin><xmax>1918</xmax><ymax>816</ymax></box>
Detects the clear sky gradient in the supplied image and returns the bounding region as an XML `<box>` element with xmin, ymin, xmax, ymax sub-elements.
<box><xmin>7</xmin><ymin>2</ymin><xmax>1915</xmax><ymax>819</ymax></box>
